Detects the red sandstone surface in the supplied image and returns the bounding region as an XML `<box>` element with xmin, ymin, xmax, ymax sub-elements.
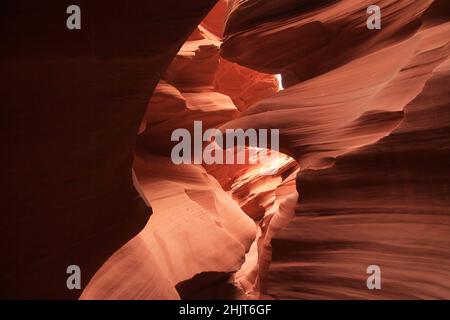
<box><xmin>2</xmin><ymin>0</ymin><xmax>449</xmax><ymax>299</ymax></box>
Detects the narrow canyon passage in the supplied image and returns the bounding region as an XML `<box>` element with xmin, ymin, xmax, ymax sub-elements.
<box><xmin>3</xmin><ymin>0</ymin><xmax>449</xmax><ymax>300</ymax></box>
<box><xmin>82</xmin><ymin>0</ymin><xmax>450</xmax><ymax>299</ymax></box>
<box><xmin>82</xmin><ymin>2</ymin><xmax>300</xmax><ymax>299</ymax></box>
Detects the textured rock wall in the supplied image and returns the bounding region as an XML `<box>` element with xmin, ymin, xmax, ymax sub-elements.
<box><xmin>3</xmin><ymin>0</ymin><xmax>449</xmax><ymax>300</ymax></box>
<box><xmin>82</xmin><ymin>1</ymin><xmax>299</xmax><ymax>299</ymax></box>
<box><xmin>1</xmin><ymin>0</ymin><xmax>217</xmax><ymax>299</ymax></box>
<box><xmin>222</xmin><ymin>0</ymin><xmax>450</xmax><ymax>299</ymax></box>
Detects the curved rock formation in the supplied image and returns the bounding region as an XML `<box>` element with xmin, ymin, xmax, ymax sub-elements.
<box><xmin>221</xmin><ymin>0</ymin><xmax>450</xmax><ymax>299</ymax></box>
<box><xmin>1</xmin><ymin>0</ymin><xmax>218</xmax><ymax>299</ymax></box>
<box><xmin>222</xmin><ymin>0</ymin><xmax>435</xmax><ymax>85</ymax></box>
<box><xmin>82</xmin><ymin>154</ymin><xmax>256</xmax><ymax>299</ymax></box>
<box><xmin>3</xmin><ymin>0</ymin><xmax>450</xmax><ymax>300</ymax></box>
<box><xmin>82</xmin><ymin>1</ymin><xmax>299</xmax><ymax>299</ymax></box>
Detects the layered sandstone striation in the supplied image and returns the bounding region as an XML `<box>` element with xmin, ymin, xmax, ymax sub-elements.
<box><xmin>82</xmin><ymin>154</ymin><xmax>256</xmax><ymax>299</ymax></box>
<box><xmin>222</xmin><ymin>0</ymin><xmax>450</xmax><ymax>299</ymax></box>
<box><xmin>82</xmin><ymin>0</ymin><xmax>298</xmax><ymax>299</ymax></box>
<box><xmin>3</xmin><ymin>0</ymin><xmax>449</xmax><ymax>300</ymax></box>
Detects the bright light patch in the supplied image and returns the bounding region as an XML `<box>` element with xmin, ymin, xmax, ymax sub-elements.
<box><xmin>275</xmin><ymin>74</ymin><xmax>284</xmax><ymax>91</ymax></box>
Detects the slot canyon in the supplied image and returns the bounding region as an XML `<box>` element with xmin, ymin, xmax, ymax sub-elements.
<box><xmin>2</xmin><ymin>0</ymin><xmax>450</xmax><ymax>300</ymax></box>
